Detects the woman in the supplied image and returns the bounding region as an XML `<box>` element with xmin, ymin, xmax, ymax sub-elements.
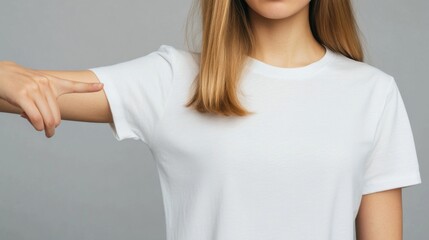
<box><xmin>0</xmin><ymin>0</ymin><xmax>422</xmax><ymax>239</ymax></box>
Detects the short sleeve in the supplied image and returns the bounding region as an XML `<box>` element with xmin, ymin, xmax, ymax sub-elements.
<box><xmin>362</xmin><ymin>77</ymin><xmax>422</xmax><ymax>195</ymax></box>
<box><xmin>88</xmin><ymin>45</ymin><xmax>175</xmax><ymax>145</ymax></box>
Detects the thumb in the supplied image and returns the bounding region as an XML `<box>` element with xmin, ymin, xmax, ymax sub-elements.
<box><xmin>56</xmin><ymin>78</ymin><xmax>104</xmax><ymax>96</ymax></box>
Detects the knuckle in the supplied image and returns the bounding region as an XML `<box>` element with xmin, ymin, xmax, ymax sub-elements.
<box><xmin>67</xmin><ymin>82</ymin><xmax>77</xmax><ymax>93</ymax></box>
<box><xmin>45</xmin><ymin>118</ymin><xmax>55</xmax><ymax>128</ymax></box>
<box><xmin>32</xmin><ymin>116</ymin><xmax>42</xmax><ymax>127</ymax></box>
<box><xmin>33</xmin><ymin>75</ymin><xmax>50</xmax><ymax>85</ymax></box>
<box><xmin>26</xmin><ymin>82</ymin><xmax>40</xmax><ymax>92</ymax></box>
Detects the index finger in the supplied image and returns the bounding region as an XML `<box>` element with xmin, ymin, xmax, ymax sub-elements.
<box><xmin>55</xmin><ymin>78</ymin><xmax>104</xmax><ymax>96</ymax></box>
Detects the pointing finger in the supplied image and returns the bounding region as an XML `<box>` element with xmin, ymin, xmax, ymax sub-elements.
<box><xmin>55</xmin><ymin>78</ymin><xmax>104</xmax><ymax>96</ymax></box>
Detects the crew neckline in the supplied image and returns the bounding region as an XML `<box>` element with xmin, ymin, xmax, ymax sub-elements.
<box><xmin>245</xmin><ymin>46</ymin><xmax>335</xmax><ymax>79</ymax></box>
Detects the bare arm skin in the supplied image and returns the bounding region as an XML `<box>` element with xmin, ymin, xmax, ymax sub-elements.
<box><xmin>0</xmin><ymin>69</ymin><xmax>112</xmax><ymax>123</ymax></box>
<box><xmin>0</xmin><ymin>98</ymin><xmax>21</xmax><ymax>114</ymax></box>
<box><xmin>0</xmin><ymin>61</ymin><xmax>112</xmax><ymax>137</ymax></box>
<box><xmin>36</xmin><ymin>69</ymin><xmax>112</xmax><ymax>123</ymax></box>
<box><xmin>355</xmin><ymin>188</ymin><xmax>403</xmax><ymax>240</ymax></box>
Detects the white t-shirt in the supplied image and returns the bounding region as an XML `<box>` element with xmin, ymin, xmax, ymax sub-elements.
<box><xmin>89</xmin><ymin>45</ymin><xmax>422</xmax><ymax>240</ymax></box>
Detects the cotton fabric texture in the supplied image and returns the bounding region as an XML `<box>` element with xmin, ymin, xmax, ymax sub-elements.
<box><xmin>89</xmin><ymin>45</ymin><xmax>422</xmax><ymax>240</ymax></box>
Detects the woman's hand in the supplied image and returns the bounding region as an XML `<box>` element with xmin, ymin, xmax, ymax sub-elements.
<box><xmin>0</xmin><ymin>61</ymin><xmax>104</xmax><ymax>138</ymax></box>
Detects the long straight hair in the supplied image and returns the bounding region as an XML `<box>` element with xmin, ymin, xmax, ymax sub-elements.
<box><xmin>185</xmin><ymin>0</ymin><xmax>364</xmax><ymax>117</ymax></box>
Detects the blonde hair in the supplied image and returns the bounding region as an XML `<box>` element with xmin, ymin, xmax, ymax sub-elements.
<box><xmin>185</xmin><ymin>0</ymin><xmax>364</xmax><ymax>117</ymax></box>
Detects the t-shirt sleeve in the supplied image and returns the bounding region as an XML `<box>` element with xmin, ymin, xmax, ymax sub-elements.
<box><xmin>87</xmin><ymin>45</ymin><xmax>175</xmax><ymax>145</ymax></box>
<box><xmin>362</xmin><ymin>77</ymin><xmax>422</xmax><ymax>195</ymax></box>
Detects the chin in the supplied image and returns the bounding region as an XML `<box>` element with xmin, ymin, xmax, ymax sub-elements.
<box><xmin>245</xmin><ymin>0</ymin><xmax>310</xmax><ymax>20</ymax></box>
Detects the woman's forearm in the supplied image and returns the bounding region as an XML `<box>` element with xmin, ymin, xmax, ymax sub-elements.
<box><xmin>0</xmin><ymin>98</ymin><xmax>22</xmax><ymax>114</ymax></box>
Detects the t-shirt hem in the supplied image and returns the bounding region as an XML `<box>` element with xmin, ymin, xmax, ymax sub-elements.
<box><xmin>88</xmin><ymin>68</ymin><xmax>141</xmax><ymax>141</ymax></box>
<box><xmin>362</xmin><ymin>174</ymin><xmax>422</xmax><ymax>195</ymax></box>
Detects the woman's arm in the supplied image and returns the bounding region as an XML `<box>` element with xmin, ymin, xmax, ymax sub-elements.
<box><xmin>0</xmin><ymin>61</ymin><xmax>111</xmax><ymax>137</ymax></box>
<box><xmin>355</xmin><ymin>188</ymin><xmax>403</xmax><ymax>240</ymax></box>
<box><xmin>36</xmin><ymin>69</ymin><xmax>113</xmax><ymax>123</ymax></box>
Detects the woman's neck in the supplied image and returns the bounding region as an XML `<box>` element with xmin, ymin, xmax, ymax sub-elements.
<box><xmin>248</xmin><ymin>5</ymin><xmax>326</xmax><ymax>68</ymax></box>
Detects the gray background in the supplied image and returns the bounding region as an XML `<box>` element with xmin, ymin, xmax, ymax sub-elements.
<box><xmin>0</xmin><ymin>0</ymin><xmax>427</xmax><ymax>239</ymax></box>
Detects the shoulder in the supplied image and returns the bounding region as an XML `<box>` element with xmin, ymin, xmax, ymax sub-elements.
<box><xmin>155</xmin><ymin>44</ymin><xmax>200</xmax><ymax>72</ymax></box>
<box><xmin>327</xmin><ymin>50</ymin><xmax>401</xmax><ymax>111</ymax></box>
<box><xmin>328</xmin><ymin>50</ymin><xmax>394</xmax><ymax>88</ymax></box>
